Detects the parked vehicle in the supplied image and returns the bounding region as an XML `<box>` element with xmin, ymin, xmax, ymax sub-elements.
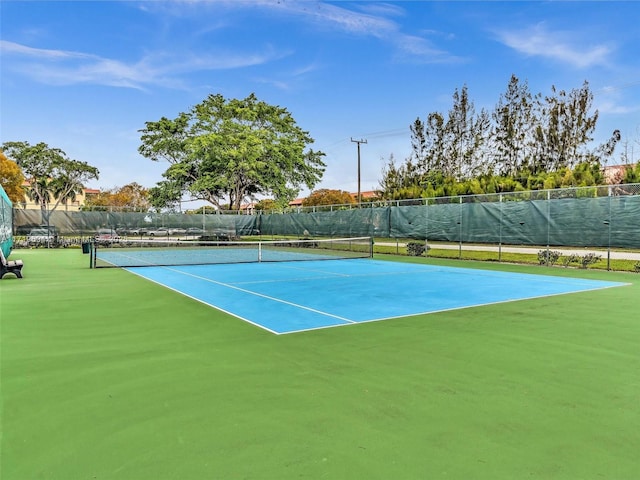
<box><xmin>26</xmin><ymin>227</ymin><xmax>58</xmax><ymax>246</ymax></box>
<box><xmin>124</xmin><ymin>227</ymin><xmax>146</xmax><ymax>236</ymax></box>
<box><xmin>147</xmin><ymin>227</ymin><xmax>188</xmax><ymax>236</ymax></box>
<box><xmin>147</xmin><ymin>227</ymin><xmax>170</xmax><ymax>237</ymax></box>
<box><xmin>186</xmin><ymin>227</ymin><xmax>205</xmax><ymax>236</ymax></box>
<box><xmin>95</xmin><ymin>228</ymin><xmax>120</xmax><ymax>244</ymax></box>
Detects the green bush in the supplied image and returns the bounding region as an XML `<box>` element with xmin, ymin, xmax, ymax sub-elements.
<box><xmin>538</xmin><ymin>249</ymin><xmax>561</xmax><ymax>266</ymax></box>
<box><xmin>560</xmin><ymin>253</ymin><xmax>602</xmax><ymax>269</ymax></box>
<box><xmin>580</xmin><ymin>253</ymin><xmax>602</xmax><ymax>269</ymax></box>
<box><xmin>406</xmin><ymin>242</ymin><xmax>427</xmax><ymax>256</ymax></box>
<box><xmin>562</xmin><ymin>254</ymin><xmax>581</xmax><ymax>268</ymax></box>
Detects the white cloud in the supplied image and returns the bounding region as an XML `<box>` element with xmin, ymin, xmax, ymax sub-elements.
<box><xmin>276</xmin><ymin>1</ymin><xmax>459</xmax><ymax>62</ymax></box>
<box><xmin>595</xmin><ymin>84</ymin><xmax>640</xmax><ymax>115</ymax></box>
<box><xmin>392</xmin><ymin>34</ymin><xmax>464</xmax><ymax>64</ymax></box>
<box><xmin>0</xmin><ymin>40</ymin><xmax>97</xmax><ymax>60</ymax></box>
<box><xmin>356</xmin><ymin>2</ymin><xmax>405</xmax><ymax>18</ymax></box>
<box><xmin>495</xmin><ymin>23</ymin><xmax>613</xmax><ymax>68</ymax></box>
<box><xmin>252</xmin><ymin>61</ymin><xmax>321</xmax><ymax>91</ymax></box>
<box><xmin>0</xmin><ymin>40</ymin><xmax>289</xmax><ymax>90</ymax></box>
<box><xmin>301</xmin><ymin>2</ymin><xmax>398</xmax><ymax>37</ymax></box>
<box><xmin>596</xmin><ymin>100</ymin><xmax>639</xmax><ymax>115</ymax></box>
<box><xmin>159</xmin><ymin>0</ymin><xmax>458</xmax><ymax>63</ymax></box>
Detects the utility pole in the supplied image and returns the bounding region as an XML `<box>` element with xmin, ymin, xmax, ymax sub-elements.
<box><xmin>350</xmin><ymin>137</ymin><xmax>367</xmax><ymax>205</ymax></box>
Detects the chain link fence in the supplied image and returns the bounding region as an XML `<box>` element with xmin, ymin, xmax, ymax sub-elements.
<box><xmin>12</xmin><ymin>184</ymin><xmax>640</xmax><ymax>250</ymax></box>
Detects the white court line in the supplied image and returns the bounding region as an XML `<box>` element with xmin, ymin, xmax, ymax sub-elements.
<box><xmin>125</xmin><ymin>268</ymin><xmax>281</xmax><ymax>334</ymax></box>
<box><xmin>151</xmin><ymin>265</ymin><xmax>357</xmax><ymax>325</ymax></box>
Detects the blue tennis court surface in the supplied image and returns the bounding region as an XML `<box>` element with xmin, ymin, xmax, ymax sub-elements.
<box><xmin>127</xmin><ymin>259</ymin><xmax>627</xmax><ymax>334</ymax></box>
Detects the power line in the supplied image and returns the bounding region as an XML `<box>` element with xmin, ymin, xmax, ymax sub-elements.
<box><xmin>323</xmin><ymin>128</ymin><xmax>407</xmax><ymax>149</ymax></box>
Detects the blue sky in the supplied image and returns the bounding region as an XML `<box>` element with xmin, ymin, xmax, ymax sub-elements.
<box><xmin>1</xmin><ymin>1</ymin><xmax>639</xmax><ymax>204</ymax></box>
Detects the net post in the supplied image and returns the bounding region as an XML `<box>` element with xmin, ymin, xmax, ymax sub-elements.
<box><xmin>258</xmin><ymin>241</ymin><xmax>262</xmax><ymax>262</ymax></box>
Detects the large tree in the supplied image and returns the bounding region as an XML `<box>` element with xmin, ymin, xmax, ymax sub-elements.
<box><xmin>2</xmin><ymin>141</ymin><xmax>99</xmax><ymax>223</ymax></box>
<box><xmin>0</xmin><ymin>150</ymin><xmax>25</xmax><ymax>203</ymax></box>
<box><xmin>531</xmin><ymin>81</ymin><xmax>599</xmax><ymax>173</ymax></box>
<box><xmin>84</xmin><ymin>182</ymin><xmax>150</xmax><ymax>211</ymax></box>
<box><xmin>491</xmin><ymin>75</ymin><xmax>536</xmax><ymax>177</ymax></box>
<box><xmin>302</xmin><ymin>189</ymin><xmax>355</xmax><ymax>207</ymax></box>
<box><xmin>445</xmin><ymin>85</ymin><xmax>491</xmax><ymax>180</ymax></box>
<box><xmin>408</xmin><ymin>113</ymin><xmax>447</xmax><ymax>179</ymax></box>
<box><xmin>139</xmin><ymin>93</ymin><xmax>326</xmax><ymax>211</ymax></box>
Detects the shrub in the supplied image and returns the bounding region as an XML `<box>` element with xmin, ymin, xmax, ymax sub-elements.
<box><xmin>560</xmin><ymin>253</ymin><xmax>602</xmax><ymax>269</ymax></box>
<box><xmin>538</xmin><ymin>249</ymin><xmax>561</xmax><ymax>266</ymax></box>
<box><xmin>562</xmin><ymin>254</ymin><xmax>581</xmax><ymax>268</ymax></box>
<box><xmin>406</xmin><ymin>242</ymin><xmax>428</xmax><ymax>256</ymax></box>
<box><xmin>634</xmin><ymin>262</ymin><xmax>640</xmax><ymax>273</ymax></box>
<box><xmin>580</xmin><ymin>253</ymin><xmax>602</xmax><ymax>269</ymax></box>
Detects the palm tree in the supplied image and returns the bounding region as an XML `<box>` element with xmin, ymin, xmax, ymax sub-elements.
<box><xmin>25</xmin><ymin>177</ymin><xmax>55</xmax><ymax>224</ymax></box>
<box><xmin>50</xmin><ymin>175</ymin><xmax>84</xmax><ymax>211</ymax></box>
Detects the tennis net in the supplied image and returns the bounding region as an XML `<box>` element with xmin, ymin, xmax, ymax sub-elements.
<box><xmin>91</xmin><ymin>236</ymin><xmax>373</xmax><ymax>268</ymax></box>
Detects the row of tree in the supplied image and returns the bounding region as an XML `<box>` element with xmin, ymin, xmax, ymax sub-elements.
<box><xmin>2</xmin><ymin>79</ymin><xmax>639</xmax><ymax>217</ymax></box>
<box><xmin>1</xmin><ymin>142</ymin><xmax>99</xmax><ymax>222</ymax></box>
<box><xmin>1</xmin><ymin>94</ymin><xmax>327</xmax><ymax>220</ymax></box>
<box><xmin>378</xmin><ymin>76</ymin><xmax>626</xmax><ymax>200</ymax></box>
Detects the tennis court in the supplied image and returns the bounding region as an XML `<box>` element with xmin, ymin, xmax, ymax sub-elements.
<box><xmin>120</xmin><ymin>257</ymin><xmax>626</xmax><ymax>334</ymax></box>
<box><xmin>92</xmin><ymin>237</ymin><xmax>628</xmax><ymax>334</ymax></box>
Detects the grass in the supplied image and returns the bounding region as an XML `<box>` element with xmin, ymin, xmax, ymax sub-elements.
<box><xmin>1</xmin><ymin>249</ymin><xmax>639</xmax><ymax>479</ymax></box>
<box><xmin>373</xmin><ymin>242</ymin><xmax>640</xmax><ymax>273</ymax></box>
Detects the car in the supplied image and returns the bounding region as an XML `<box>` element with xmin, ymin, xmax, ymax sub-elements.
<box><xmin>147</xmin><ymin>227</ymin><xmax>170</xmax><ymax>237</ymax></box>
<box><xmin>168</xmin><ymin>228</ymin><xmax>187</xmax><ymax>236</ymax></box>
<box><xmin>26</xmin><ymin>227</ymin><xmax>58</xmax><ymax>246</ymax></box>
<box><xmin>95</xmin><ymin>228</ymin><xmax>120</xmax><ymax>244</ymax></box>
<box><xmin>186</xmin><ymin>227</ymin><xmax>205</xmax><ymax>236</ymax></box>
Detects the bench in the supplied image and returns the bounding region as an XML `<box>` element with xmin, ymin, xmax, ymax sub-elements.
<box><xmin>0</xmin><ymin>249</ymin><xmax>24</xmax><ymax>279</ymax></box>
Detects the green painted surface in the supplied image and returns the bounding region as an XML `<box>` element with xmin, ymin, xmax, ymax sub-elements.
<box><xmin>1</xmin><ymin>249</ymin><xmax>639</xmax><ymax>479</ymax></box>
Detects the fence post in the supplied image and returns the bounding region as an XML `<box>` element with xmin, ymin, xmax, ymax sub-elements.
<box><xmin>498</xmin><ymin>193</ymin><xmax>503</xmax><ymax>262</ymax></box>
<box><xmin>546</xmin><ymin>190</ymin><xmax>551</xmax><ymax>266</ymax></box>
<box><xmin>606</xmin><ymin>186</ymin><xmax>612</xmax><ymax>271</ymax></box>
<box><xmin>458</xmin><ymin>196</ymin><xmax>463</xmax><ymax>259</ymax></box>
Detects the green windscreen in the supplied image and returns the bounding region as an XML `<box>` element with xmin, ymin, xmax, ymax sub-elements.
<box><xmin>0</xmin><ymin>185</ymin><xmax>13</xmax><ymax>259</ymax></box>
<box><xmin>12</xmin><ymin>184</ymin><xmax>640</xmax><ymax>249</ymax></box>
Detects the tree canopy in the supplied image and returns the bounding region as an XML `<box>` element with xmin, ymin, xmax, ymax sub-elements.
<box><xmin>1</xmin><ymin>141</ymin><xmax>99</xmax><ymax>222</ymax></box>
<box><xmin>379</xmin><ymin>78</ymin><xmax>620</xmax><ymax>200</ymax></box>
<box><xmin>83</xmin><ymin>182</ymin><xmax>150</xmax><ymax>211</ymax></box>
<box><xmin>302</xmin><ymin>189</ymin><xmax>356</xmax><ymax>207</ymax></box>
<box><xmin>0</xmin><ymin>150</ymin><xmax>25</xmax><ymax>204</ymax></box>
<box><xmin>139</xmin><ymin>93</ymin><xmax>326</xmax><ymax>211</ymax></box>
